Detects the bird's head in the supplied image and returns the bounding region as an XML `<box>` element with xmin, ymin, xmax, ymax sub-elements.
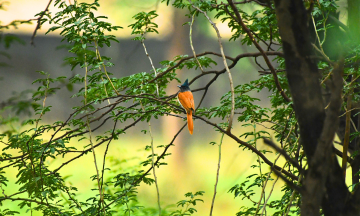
<box><xmin>177</xmin><ymin>79</ymin><xmax>191</xmax><ymax>92</ymax></box>
<box><xmin>177</xmin><ymin>79</ymin><xmax>189</xmax><ymax>88</ymax></box>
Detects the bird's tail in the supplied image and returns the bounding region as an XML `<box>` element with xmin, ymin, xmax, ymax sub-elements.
<box><xmin>187</xmin><ymin>111</ymin><xmax>193</xmax><ymax>135</ymax></box>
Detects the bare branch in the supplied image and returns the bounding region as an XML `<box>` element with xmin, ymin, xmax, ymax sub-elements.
<box><xmin>31</xmin><ymin>0</ymin><xmax>53</xmax><ymax>45</ymax></box>
<box><xmin>263</xmin><ymin>138</ymin><xmax>303</xmax><ymax>172</ymax></box>
<box><xmin>210</xmin><ymin>133</ymin><xmax>224</xmax><ymax>215</ymax></box>
<box><xmin>192</xmin><ymin>5</ymin><xmax>235</xmax><ymax>133</ymax></box>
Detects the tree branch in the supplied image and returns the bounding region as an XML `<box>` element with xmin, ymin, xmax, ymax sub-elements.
<box><xmin>31</xmin><ymin>0</ymin><xmax>53</xmax><ymax>45</ymax></box>
<box><xmin>226</xmin><ymin>0</ymin><xmax>291</xmax><ymax>103</ymax></box>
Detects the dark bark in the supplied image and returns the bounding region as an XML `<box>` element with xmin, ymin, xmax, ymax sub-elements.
<box><xmin>273</xmin><ymin>0</ymin><xmax>357</xmax><ymax>215</ymax></box>
<box><xmin>274</xmin><ymin>0</ymin><xmax>324</xmax><ymax>161</ymax></box>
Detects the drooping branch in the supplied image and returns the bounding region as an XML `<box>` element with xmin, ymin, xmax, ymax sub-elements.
<box><xmin>226</xmin><ymin>0</ymin><xmax>291</xmax><ymax>103</ymax></box>
<box><xmin>263</xmin><ymin>138</ymin><xmax>303</xmax><ymax>172</ymax></box>
<box><xmin>195</xmin><ymin>115</ymin><xmax>298</xmax><ymax>181</ymax></box>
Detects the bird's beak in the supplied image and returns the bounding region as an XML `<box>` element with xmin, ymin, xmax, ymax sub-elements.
<box><xmin>177</xmin><ymin>85</ymin><xmax>181</xmax><ymax>88</ymax></box>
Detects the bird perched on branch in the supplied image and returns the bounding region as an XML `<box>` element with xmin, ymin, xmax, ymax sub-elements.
<box><xmin>177</xmin><ymin>79</ymin><xmax>195</xmax><ymax>135</ymax></box>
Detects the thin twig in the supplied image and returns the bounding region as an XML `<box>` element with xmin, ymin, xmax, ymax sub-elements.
<box><xmin>100</xmin><ymin>120</ymin><xmax>119</xmax><ymax>206</ymax></box>
<box><xmin>140</xmin><ymin>103</ymin><xmax>161</xmax><ymax>216</ymax></box>
<box><xmin>311</xmin><ymin>15</ymin><xmax>325</xmax><ymax>53</ymax></box>
<box><xmin>255</xmin><ymin>127</ymin><xmax>296</xmax><ymax>215</ymax></box>
<box><xmin>254</xmin><ymin>125</ymin><xmax>266</xmax><ymax>215</ymax></box>
<box><xmin>31</xmin><ymin>0</ymin><xmax>53</xmax><ymax>45</ymax></box>
<box><xmin>0</xmin><ymin>182</ymin><xmax>6</xmax><ymax>197</ymax></box>
<box><xmin>141</xmin><ymin>31</ymin><xmax>160</xmax><ymax>95</ymax></box>
<box><xmin>261</xmin><ymin>177</ymin><xmax>279</xmax><ymax>216</ymax></box>
<box><xmin>284</xmin><ymin>173</ymin><xmax>304</xmax><ymax>216</ymax></box>
<box><xmin>149</xmin><ymin>121</ymin><xmax>161</xmax><ymax>215</ymax></box>
<box><xmin>35</xmin><ymin>74</ymin><xmax>52</xmax><ymax>206</ymax></box>
<box><xmin>339</xmin><ymin>107</ymin><xmax>360</xmax><ymax>118</ymax></box>
<box><xmin>210</xmin><ymin>132</ymin><xmax>224</xmax><ymax>216</ymax></box>
<box><xmin>312</xmin><ymin>43</ymin><xmax>333</xmax><ymax>66</ymax></box>
<box><xmin>2</xmin><ymin>197</ymin><xmax>59</xmax><ymax>208</ymax></box>
<box><xmin>263</xmin><ymin>138</ymin><xmax>303</xmax><ymax>172</ymax></box>
<box><xmin>58</xmin><ymin>179</ymin><xmax>84</xmax><ymax>213</ymax></box>
<box><xmin>94</xmin><ymin>40</ymin><xmax>119</xmax><ymax>98</ymax></box>
<box><xmin>270</xmin><ymin>167</ymin><xmax>302</xmax><ymax>193</ymax></box>
<box><xmin>280</xmin><ymin>111</ymin><xmax>294</xmax><ymax>148</ymax></box>
<box><xmin>259</xmin><ymin>132</ymin><xmax>298</xmax><ymax>215</ymax></box>
<box><xmin>189</xmin><ymin>13</ymin><xmax>204</xmax><ymax>73</ymax></box>
<box><xmin>84</xmin><ymin>53</ymin><xmax>106</xmax><ymax>216</ymax></box>
<box><xmin>139</xmin><ymin>28</ymin><xmax>162</xmax><ymax>214</ymax></box>
<box><xmin>254</xmin><ymin>56</ymin><xmax>266</xmax><ymax>71</ymax></box>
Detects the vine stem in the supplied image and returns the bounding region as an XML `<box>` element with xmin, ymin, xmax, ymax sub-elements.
<box><xmin>93</xmin><ymin>33</ymin><xmax>116</xmax><ymax>211</ymax></box>
<box><xmin>311</xmin><ymin>15</ymin><xmax>325</xmax><ymax>54</ymax></box>
<box><xmin>94</xmin><ymin>41</ymin><xmax>113</xmax><ymax>104</ymax></box>
<box><xmin>189</xmin><ymin>13</ymin><xmax>204</xmax><ymax>73</ymax></box>
<box><xmin>192</xmin><ymin>5</ymin><xmax>235</xmax><ymax>133</ymax></box>
<box><xmin>94</xmin><ymin>40</ymin><xmax>119</xmax><ymax>96</ymax></box>
<box><xmin>148</xmin><ymin>120</ymin><xmax>161</xmax><ymax>215</ymax></box>
<box><xmin>34</xmin><ymin>74</ymin><xmax>51</xmax><ymax>207</ymax></box>
<box><xmin>210</xmin><ymin>132</ymin><xmax>224</xmax><ymax>216</ymax></box>
<box><xmin>256</xmin><ymin>125</ymin><xmax>296</xmax><ymax>215</ymax></box>
<box><xmin>254</xmin><ymin>123</ymin><xmax>265</xmax><ymax>215</ymax></box>
<box><xmin>141</xmin><ymin>102</ymin><xmax>161</xmax><ymax>216</ymax></box>
<box><xmin>84</xmin><ymin>53</ymin><xmax>106</xmax><ymax>216</ymax></box>
<box><xmin>284</xmin><ymin>172</ymin><xmax>304</xmax><ymax>216</ymax></box>
<box><xmin>260</xmin><ymin>131</ymin><xmax>299</xmax><ymax>215</ymax></box>
<box><xmin>141</xmin><ymin>30</ymin><xmax>159</xmax><ymax>95</ymax></box>
<box><xmin>140</xmin><ymin>27</ymin><xmax>161</xmax><ymax>215</ymax></box>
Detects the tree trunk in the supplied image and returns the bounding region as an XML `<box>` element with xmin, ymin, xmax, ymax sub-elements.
<box><xmin>273</xmin><ymin>1</ymin><xmax>356</xmax><ymax>215</ymax></box>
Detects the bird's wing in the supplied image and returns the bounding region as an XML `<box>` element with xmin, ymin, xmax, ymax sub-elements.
<box><xmin>178</xmin><ymin>91</ymin><xmax>194</xmax><ymax>113</ymax></box>
<box><xmin>189</xmin><ymin>95</ymin><xmax>195</xmax><ymax>113</ymax></box>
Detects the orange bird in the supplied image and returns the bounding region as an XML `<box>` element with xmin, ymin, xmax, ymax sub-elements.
<box><xmin>177</xmin><ymin>79</ymin><xmax>195</xmax><ymax>135</ymax></box>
